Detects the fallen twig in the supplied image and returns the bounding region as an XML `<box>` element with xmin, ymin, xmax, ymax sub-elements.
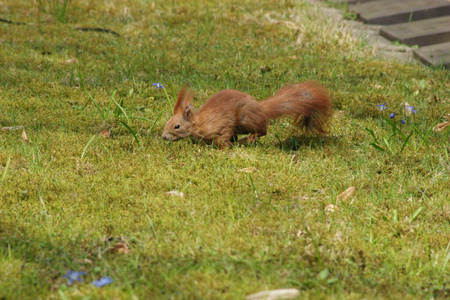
<box><xmin>2</xmin><ymin>126</ymin><xmax>24</xmax><ymax>131</ymax></box>
<box><xmin>76</xmin><ymin>27</ymin><xmax>121</xmax><ymax>37</ymax></box>
<box><xmin>0</xmin><ymin>18</ymin><xmax>27</xmax><ymax>25</ymax></box>
<box><xmin>0</xmin><ymin>18</ymin><xmax>120</xmax><ymax>37</ymax></box>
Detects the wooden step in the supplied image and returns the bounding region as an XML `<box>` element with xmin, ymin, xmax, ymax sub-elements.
<box><xmin>413</xmin><ymin>42</ymin><xmax>450</xmax><ymax>68</ymax></box>
<box><xmin>350</xmin><ymin>0</ymin><xmax>450</xmax><ymax>25</ymax></box>
<box><xmin>380</xmin><ymin>16</ymin><xmax>450</xmax><ymax>47</ymax></box>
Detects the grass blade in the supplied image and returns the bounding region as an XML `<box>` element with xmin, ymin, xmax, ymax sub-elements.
<box><xmin>369</xmin><ymin>142</ymin><xmax>386</xmax><ymax>152</ymax></box>
<box><xmin>81</xmin><ymin>135</ymin><xmax>96</xmax><ymax>159</ymax></box>
<box><xmin>128</xmin><ymin>116</ymin><xmax>155</xmax><ymax>123</ymax></box>
<box><xmin>413</xmin><ymin>125</ymin><xmax>427</xmax><ymax>146</ymax></box>
<box><xmin>78</xmin><ymin>71</ymin><xmax>105</xmax><ymax>119</ymax></box>
<box><xmin>120</xmin><ymin>121</ymin><xmax>141</xmax><ymax>147</ymax></box>
<box><xmin>442</xmin><ymin>245</ymin><xmax>450</xmax><ymax>274</ymax></box>
<box><xmin>80</xmin><ymin>88</ymin><xmax>105</xmax><ymax>119</ymax></box>
<box><xmin>413</xmin><ymin>115</ymin><xmax>444</xmax><ymax>148</ymax></box>
<box><xmin>382</xmin><ymin>137</ymin><xmax>392</xmax><ymax>153</ymax></box>
<box><xmin>109</xmin><ymin>90</ymin><xmax>129</xmax><ymax>123</ymax></box>
<box><xmin>365</xmin><ymin>128</ymin><xmax>376</xmax><ymax>139</ymax></box>
<box><xmin>1</xmin><ymin>154</ymin><xmax>11</xmax><ymax>182</ymax></box>
<box><xmin>148</xmin><ymin>113</ymin><xmax>162</xmax><ymax>135</ymax></box>
<box><xmin>397</xmin><ymin>131</ymin><xmax>413</xmax><ymax>155</ymax></box>
<box><xmin>164</xmin><ymin>84</ymin><xmax>174</xmax><ymax>111</ymax></box>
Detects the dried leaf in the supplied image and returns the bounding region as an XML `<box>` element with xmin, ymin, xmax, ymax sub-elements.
<box><xmin>294</xmin><ymin>195</ymin><xmax>310</xmax><ymax>200</ymax></box>
<box><xmin>270</xmin><ymin>20</ymin><xmax>301</xmax><ymax>30</ymax></box>
<box><xmin>374</xmin><ymin>85</ymin><xmax>382</xmax><ymax>89</ymax></box>
<box><xmin>296</xmin><ymin>226</ymin><xmax>312</xmax><ymax>238</ymax></box>
<box><xmin>165</xmin><ymin>191</ymin><xmax>184</xmax><ymax>197</ymax></box>
<box><xmin>60</xmin><ymin>57</ymin><xmax>78</xmax><ymax>64</ymax></box>
<box><xmin>296</xmin><ymin>230</ymin><xmax>306</xmax><ymax>237</ymax></box>
<box><xmin>334</xmin><ymin>110</ymin><xmax>345</xmax><ymax>118</ymax></box>
<box><xmin>22</xmin><ymin>130</ymin><xmax>29</xmax><ymax>142</ymax></box>
<box><xmin>433</xmin><ymin>114</ymin><xmax>450</xmax><ymax>132</ymax></box>
<box><xmin>99</xmin><ymin>130</ymin><xmax>112</xmax><ymax>137</ymax></box>
<box><xmin>337</xmin><ymin>186</ymin><xmax>356</xmax><ymax>202</ymax></box>
<box><xmin>77</xmin><ymin>258</ymin><xmax>93</xmax><ymax>265</ymax></box>
<box><xmin>246</xmin><ymin>289</ymin><xmax>300</xmax><ymax>300</ymax></box>
<box><xmin>109</xmin><ymin>241</ymin><xmax>131</xmax><ymax>254</ymax></box>
<box><xmin>433</xmin><ymin>121</ymin><xmax>450</xmax><ymax>132</ymax></box>
<box><xmin>238</xmin><ymin>167</ymin><xmax>258</xmax><ymax>173</ymax></box>
<box><xmin>324</xmin><ymin>204</ymin><xmax>340</xmax><ymax>213</ymax></box>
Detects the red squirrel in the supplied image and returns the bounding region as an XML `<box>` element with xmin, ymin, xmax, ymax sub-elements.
<box><xmin>161</xmin><ymin>81</ymin><xmax>332</xmax><ymax>148</ymax></box>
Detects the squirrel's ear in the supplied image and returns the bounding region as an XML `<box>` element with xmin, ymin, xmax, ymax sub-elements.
<box><xmin>183</xmin><ymin>104</ymin><xmax>194</xmax><ymax>121</ymax></box>
<box><xmin>174</xmin><ymin>84</ymin><xmax>193</xmax><ymax>115</ymax></box>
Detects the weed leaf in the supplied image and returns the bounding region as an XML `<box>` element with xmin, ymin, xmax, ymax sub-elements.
<box><xmin>411</xmin><ymin>206</ymin><xmax>424</xmax><ymax>222</ymax></box>
<box><xmin>119</xmin><ymin>121</ymin><xmax>141</xmax><ymax>147</ymax></box>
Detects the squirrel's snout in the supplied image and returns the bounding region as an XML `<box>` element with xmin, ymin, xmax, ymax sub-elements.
<box><xmin>161</xmin><ymin>133</ymin><xmax>172</xmax><ymax>141</ymax></box>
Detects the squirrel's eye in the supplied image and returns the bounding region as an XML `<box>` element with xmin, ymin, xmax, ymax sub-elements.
<box><xmin>174</xmin><ymin>125</ymin><xmax>180</xmax><ymax>129</ymax></box>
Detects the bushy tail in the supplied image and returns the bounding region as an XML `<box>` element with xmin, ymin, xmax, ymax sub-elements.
<box><xmin>260</xmin><ymin>81</ymin><xmax>332</xmax><ymax>134</ymax></box>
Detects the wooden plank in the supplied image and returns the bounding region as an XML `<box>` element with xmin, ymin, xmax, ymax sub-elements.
<box><xmin>380</xmin><ymin>16</ymin><xmax>450</xmax><ymax>47</ymax></box>
<box><xmin>350</xmin><ymin>0</ymin><xmax>450</xmax><ymax>25</ymax></box>
<box><xmin>413</xmin><ymin>42</ymin><xmax>450</xmax><ymax>68</ymax></box>
<box><xmin>324</xmin><ymin>0</ymin><xmax>378</xmax><ymax>4</ymax></box>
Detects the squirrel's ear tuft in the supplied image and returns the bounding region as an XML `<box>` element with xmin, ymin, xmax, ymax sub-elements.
<box><xmin>183</xmin><ymin>105</ymin><xmax>194</xmax><ymax>121</ymax></box>
<box><xmin>174</xmin><ymin>84</ymin><xmax>193</xmax><ymax>115</ymax></box>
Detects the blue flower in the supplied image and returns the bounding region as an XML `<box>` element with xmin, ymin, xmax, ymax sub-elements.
<box><xmin>401</xmin><ymin>119</ymin><xmax>406</xmax><ymax>124</ymax></box>
<box><xmin>405</xmin><ymin>105</ymin><xmax>417</xmax><ymax>114</ymax></box>
<box><xmin>152</xmin><ymin>83</ymin><xmax>164</xmax><ymax>90</ymax></box>
<box><xmin>63</xmin><ymin>271</ymin><xmax>87</xmax><ymax>286</ymax></box>
<box><xmin>376</xmin><ymin>103</ymin><xmax>387</xmax><ymax>111</ymax></box>
<box><xmin>92</xmin><ymin>276</ymin><xmax>114</xmax><ymax>287</ymax></box>
<box><xmin>389</xmin><ymin>113</ymin><xmax>395</xmax><ymax>118</ymax></box>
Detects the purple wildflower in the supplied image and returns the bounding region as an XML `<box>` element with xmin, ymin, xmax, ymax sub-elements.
<box><xmin>376</xmin><ymin>103</ymin><xmax>387</xmax><ymax>111</ymax></box>
<box><xmin>92</xmin><ymin>276</ymin><xmax>114</xmax><ymax>287</ymax></box>
<box><xmin>405</xmin><ymin>105</ymin><xmax>417</xmax><ymax>114</ymax></box>
<box><xmin>389</xmin><ymin>113</ymin><xmax>395</xmax><ymax>118</ymax></box>
<box><xmin>63</xmin><ymin>271</ymin><xmax>87</xmax><ymax>286</ymax></box>
<box><xmin>152</xmin><ymin>83</ymin><xmax>164</xmax><ymax>90</ymax></box>
<box><xmin>401</xmin><ymin>119</ymin><xmax>406</xmax><ymax>124</ymax></box>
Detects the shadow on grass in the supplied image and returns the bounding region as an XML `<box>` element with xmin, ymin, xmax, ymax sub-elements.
<box><xmin>275</xmin><ymin>135</ymin><xmax>342</xmax><ymax>152</ymax></box>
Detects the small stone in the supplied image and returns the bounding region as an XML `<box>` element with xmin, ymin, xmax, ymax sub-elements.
<box><xmin>238</xmin><ymin>167</ymin><xmax>258</xmax><ymax>173</ymax></box>
<box><xmin>246</xmin><ymin>288</ymin><xmax>300</xmax><ymax>300</ymax></box>
<box><xmin>324</xmin><ymin>204</ymin><xmax>340</xmax><ymax>213</ymax></box>
<box><xmin>165</xmin><ymin>191</ymin><xmax>184</xmax><ymax>197</ymax></box>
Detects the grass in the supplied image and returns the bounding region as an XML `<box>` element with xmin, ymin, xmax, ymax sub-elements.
<box><xmin>0</xmin><ymin>0</ymin><xmax>449</xmax><ymax>299</ymax></box>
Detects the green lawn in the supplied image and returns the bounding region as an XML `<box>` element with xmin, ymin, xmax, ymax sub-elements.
<box><xmin>0</xmin><ymin>0</ymin><xmax>449</xmax><ymax>299</ymax></box>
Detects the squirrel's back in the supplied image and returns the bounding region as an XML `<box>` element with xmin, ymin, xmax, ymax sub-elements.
<box><xmin>191</xmin><ymin>89</ymin><xmax>266</xmax><ymax>142</ymax></box>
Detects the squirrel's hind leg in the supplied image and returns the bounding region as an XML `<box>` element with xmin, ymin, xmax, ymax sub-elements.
<box><xmin>237</xmin><ymin>132</ymin><xmax>266</xmax><ymax>145</ymax></box>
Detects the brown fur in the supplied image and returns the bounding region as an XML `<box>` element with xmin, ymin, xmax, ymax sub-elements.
<box><xmin>161</xmin><ymin>81</ymin><xmax>332</xmax><ymax>148</ymax></box>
